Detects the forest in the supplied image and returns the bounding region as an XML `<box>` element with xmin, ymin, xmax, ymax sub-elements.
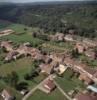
<box><xmin>0</xmin><ymin>1</ymin><xmax>97</xmax><ymax>38</ymax></box>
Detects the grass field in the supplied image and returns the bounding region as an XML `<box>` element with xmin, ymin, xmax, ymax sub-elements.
<box><xmin>0</xmin><ymin>57</ymin><xmax>46</xmax><ymax>87</ymax></box>
<box><xmin>28</xmin><ymin>89</ymin><xmax>67</xmax><ymax>100</ymax></box>
<box><xmin>0</xmin><ymin>57</ymin><xmax>47</xmax><ymax>100</ymax></box>
<box><xmin>0</xmin><ymin>21</ymin><xmax>48</xmax><ymax>99</ymax></box>
<box><xmin>0</xmin><ymin>57</ymin><xmax>32</xmax><ymax>76</ymax></box>
<box><xmin>0</xmin><ymin>57</ymin><xmax>33</xmax><ymax>99</ymax></box>
<box><xmin>55</xmin><ymin>68</ymin><xmax>85</xmax><ymax>92</ymax></box>
<box><xmin>0</xmin><ymin>20</ymin><xmax>44</xmax><ymax>48</ymax></box>
<box><xmin>41</xmin><ymin>41</ymin><xmax>74</xmax><ymax>53</ymax></box>
<box><xmin>0</xmin><ymin>21</ymin><xmax>78</xmax><ymax>100</ymax></box>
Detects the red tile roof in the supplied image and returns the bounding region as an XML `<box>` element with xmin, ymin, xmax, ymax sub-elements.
<box><xmin>75</xmin><ymin>92</ymin><xmax>97</xmax><ymax>100</ymax></box>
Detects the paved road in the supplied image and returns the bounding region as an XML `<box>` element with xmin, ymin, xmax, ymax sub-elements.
<box><xmin>54</xmin><ymin>81</ymin><xmax>72</xmax><ymax>100</ymax></box>
<box><xmin>22</xmin><ymin>75</ymin><xmax>53</xmax><ymax>100</ymax></box>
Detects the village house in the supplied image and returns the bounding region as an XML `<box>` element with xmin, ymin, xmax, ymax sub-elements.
<box><xmin>20</xmin><ymin>89</ymin><xmax>28</xmax><ymax>96</ymax></box>
<box><xmin>1</xmin><ymin>89</ymin><xmax>15</xmax><ymax>100</ymax></box>
<box><xmin>3</xmin><ymin>42</ymin><xmax>43</xmax><ymax>62</ymax></box>
<box><xmin>39</xmin><ymin>54</ymin><xmax>68</xmax><ymax>75</ymax></box>
<box><xmin>0</xmin><ymin>41</ymin><xmax>13</xmax><ymax>52</ymax></box>
<box><xmin>43</xmin><ymin>78</ymin><xmax>56</xmax><ymax>93</ymax></box>
<box><xmin>85</xmin><ymin>50</ymin><xmax>96</xmax><ymax>60</ymax></box>
<box><xmin>79</xmin><ymin>73</ymin><xmax>94</xmax><ymax>85</ymax></box>
<box><xmin>83</xmin><ymin>67</ymin><xmax>97</xmax><ymax>80</ymax></box>
<box><xmin>64</xmin><ymin>34</ymin><xmax>75</xmax><ymax>42</ymax></box>
<box><xmin>49</xmin><ymin>52</ymin><xmax>65</xmax><ymax>63</ymax></box>
<box><xmin>74</xmin><ymin>42</ymin><xmax>88</xmax><ymax>53</ymax></box>
<box><xmin>73</xmin><ymin>91</ymin><xmax>97</xmax><ymax>100</ymax></box>
<box><xmin>54</xmin><ymin>33</ymin><xmax>65</xmax><ymax>41</ymax></box>
<box><xmin>40</xmin><ymin>57</ymin><xmax>59</xmax><ymax>75</ymax></box>
<box><xmin>63</xmin><ymin>57</ymin><xmax>97</xmax><ymax>83</ymax></box>
<box><xmin>23</xmin><ymin>42</ymin><xmax>32</xmax><ymax>47</ymax></box>
<box><xmin>16</xmin><ymin>44</ymin><xmax>32</xmax><ymax>56</ymax></box>
<box><xmin>68</xmin><ymin>29</ymin><xmax>76</xmax><ymax>34</ymax></box>
<box><xmin>5</xmin><ymin>50</ymin><xmax>19</xmax><ymax>62</ymax></box>
<box><xmin>82</xmin><ymin>38</ymin><xmax>97</xmax><ymax>48</ymax></box>
<box><xmin>38</xmin><ymin>77</ymin><xmax>56</xmax><ymax>94</ymax></box>
<box><xmin>49</xmin><ymin>33</ymin><xmax>65</xmax><ymax>41</ymax></box>
<box><xmin>42</xmin><ymin>55</ymin><xmax>52</xmax><ymax>64</ymax></box>
<box><xmin>40</xmin><ymin>63</ymin><xmax>54</xmax><ymax>75</ymax></box>
<box><xmin>16</xmin><ymin>43</ymin><xmax>42</xmax><ymax>60</ymax></box>
<box><xmin>49</xmin><ymin>35</ymin><xmax>56</xmax><ymax>41</ymax></box>
<box><xmin>54</xmin><ymin>64</ymin><xmax>68</xmax><ymax>75</ymax></box>
<box><xmin>87</xmin><ymin>85</ymin><xmax>97</xmax><ymax>93</ymax></box>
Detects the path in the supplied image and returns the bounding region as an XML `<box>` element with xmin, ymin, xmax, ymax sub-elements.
<box><xmin>22</xmin><ymin>75</ymin><xmax>53</xmax><ymax>100</ymax></box>
<box><xmin>54</xmin><ymin>81</ymin><xmax>72</xmax><ymax>100</ymax></box>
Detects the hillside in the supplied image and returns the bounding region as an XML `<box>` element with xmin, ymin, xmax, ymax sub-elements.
<box><xmin>0</xmin><ymin>1</ymin><xmax>97</xmax><ymax>37</ymax></box>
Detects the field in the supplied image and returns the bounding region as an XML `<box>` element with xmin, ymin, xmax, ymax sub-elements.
<box><xmin>0</xmin><ymin>21</ymin><xmax>77</xmax><ymax>99</ymax></box>
<box><xmin>0</xmin><ymin>57</ymin><xmax>47</xmax><ymax>99</ymax></box>
<box><xmin>0</xmin><ymin>3</ymin><xmax>97</xmax><ymax>38</ymax></box>
<box><xmin>55</xmin><ymin>68</ymin><xmax>85</xmax><ymax>92</ymax></box>
<box><xmin>0</xmin><ymin>22</ymin><xmax>47</xmax><ymax>100</ymax></box>
<box><xmin>0</xmin><ymin>22</ymin><xmax>44</xmax><ymax>47</ymax></box>
<box><xmin>28</xmin><ymin>89</ymin><xmax>67</xmax><ymax>100</ymax></box>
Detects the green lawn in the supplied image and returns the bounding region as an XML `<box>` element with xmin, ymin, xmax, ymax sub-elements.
<box><xmin>49</xmin><ymin>41</ymin><xmax>74</xmax><ymax>49</ymax></box>
<box><xmin>0</xmin><ymin>57</ymin><xmax>32</xmax><ymax>76</ymax></box>
<box><xmin>0</xmin><ymin>33</ymin><xmax>44</xmax><ymax>47</ymax></box>
<box><xmin>0</xmin><ymin>22</ymin><xmax>44</xmax><ymax>48</ymax></box>
<box><xmin>0</xmin><ymin>22</ymin><xmax>47</xmax><ymax>100</ymax></box>
<box><xmin>76</xmin><ymin>54</ymin><xmax>97</xmax><ymax>67</ymax></box>
<box><xmin>0</xmin><ymin>21</ymin><xmax>32</xmax><ymax>33</ymax></box>
<box><xmin>0</xmin><ymin>57</ymin><xmax>47</xmax><ymax>100</ymax></box>
<box><xmin>28</xmin><ymin>89</ymin><xmax>67</xmax><ymax>100</ymax></box>
<box><xmin>0</xmin><ymin>57</ymin><xmax>46</xmax><ymax>88</ymax></box>
<box><xmin>41</xmin><ymin>41</ymin><xmax>74</xmax><ymax>53</ymax></box>
<box><xmin>55</xmin><ymin>68</ymin><xmax>85</xmax><ymax>92</ymax></box>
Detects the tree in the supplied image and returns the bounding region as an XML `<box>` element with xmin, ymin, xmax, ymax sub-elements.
<box><xmin>71</xmin><ymin>49</ymin><xmax>79</xmax><ymax>58</ymax></box>
<box><xmin>24</xmin><ymin>28</ymin><xmax>28</xmax><ymax>31</ymax></box>
<box><xmin>24</xmin><ymin>74</ymin><xmax>31</xmax><ymax>80</ymax></box>
<box><xmin>6</xmin><ymin>71</ymin><xmax>19</xmax><ymax>88</ymax></box>
<box><xmin>16</xmin><ymin>81</ymin><xmax>28</xmax><ymax>91</ymax></box>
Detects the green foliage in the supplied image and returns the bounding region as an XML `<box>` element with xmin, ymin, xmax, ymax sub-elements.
<box><xmin>0</xmin><ymin>2</ymin><xmax>97</xmax><ymax>38</ymax></box>
<box><xmin>28</xmin><ymin>89</ymin><xmax>66</xmax><ymax>100</ymax></box>
<box><xmin>6</xmin><ymin>71</ymin><xmax>19</xmax><ymax>88</ymax></box>
<box><xmin>71</xmin><ymin>49</ymin><xmax>80</xmax><ymax>58</ymax></box>
<box><xmin>56</xmin><ymin>68</ymin><xmax>85</xmax><ymax>92</ymax></box>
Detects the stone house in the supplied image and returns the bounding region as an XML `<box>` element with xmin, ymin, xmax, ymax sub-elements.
<box><xmin>79</xmin><ymin>73</ymin><xmax>94</xmax><ymax>85</ymax></box>
<box><xmin>0</xmin><ymin>41</ymin><xmax>13</xmax><ymax>52</ymax></box>
<box><xmin>64</xmin><ymin>34</ymin><xmax>75</xmax><ymax>42</ymax></box>
<box><xmin>83</xmin><ymin>38</ymin><xmax>97</xmax><ymax>48</ymax></box>
<box><xmin>85</xmin><ymin>50</ymin><xmax>96</xmax><ymax>60</ymax></box>
<box><xmin>5</xmin><ymin>50</ymin><xmax>19</xmax><ymax>62</ymax></box>
<box><xmin>43</xmin><ymin>79</ymin><xmax>56</xmax><ymax>93</ymax></box>
<box><xmin>73</xmin><ymin>91</ymin><xmax>97</xmax><ymax>100</ymax></box>
<box><xmin>74</xmin><ymin>42</ymin><xmax>88</xmax><ymax>53</ymax></box>
<box><xmin>1</xmin><ymin>89</ymin><xmax>15</xmax><ymax>100</ymax></box>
